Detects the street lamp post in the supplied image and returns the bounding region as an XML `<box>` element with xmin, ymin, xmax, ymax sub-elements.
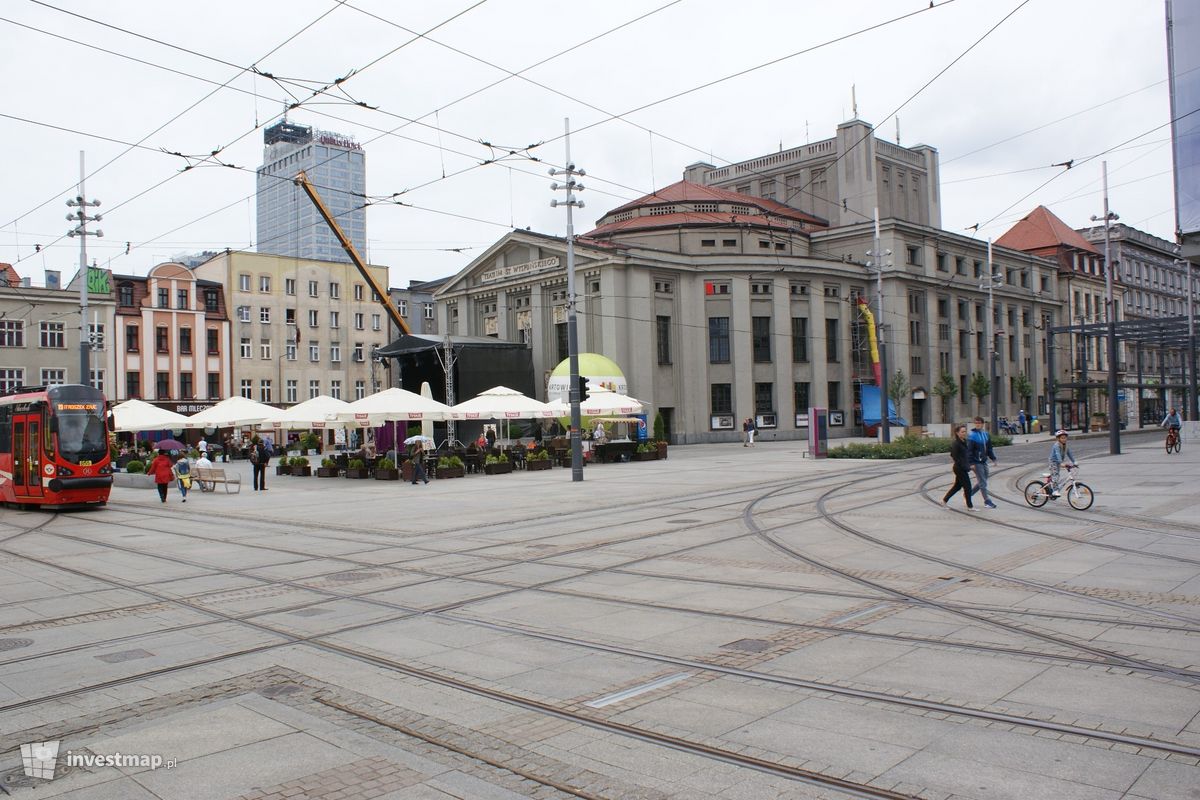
<box><xmin>1090</xmin><ymin>161</ymin><xmax>1121</xmax><ymax>455</ymax></box>
<box><xmin>550</xmin><ymin>118</ymin><xmax>586</xmax><ymax>482</ymax></box>
<box><xmin>981</xmin><ymin>239</ymin><xmax>1004</xmax><ymax>435</ymax></box>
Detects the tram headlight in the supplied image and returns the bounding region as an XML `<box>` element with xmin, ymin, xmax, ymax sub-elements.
<box><xmin>56</xmin><ymin>466</ymin><xmax>74</xmax><ymax>477</ymax></box>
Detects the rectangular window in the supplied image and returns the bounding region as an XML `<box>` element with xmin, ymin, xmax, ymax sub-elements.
<box><xmin>330</xmin><ymin>380</ymin><xmax>342</xmax><ymax>400</ymax></box>
<box><xmin>308</xmin><ymin>280</ymin><xmax>319</xmax><ymax>297</ymax></box>
<box><xmin>397</xmin><ymin>299</ymin><xmax>408</xmax><ymax>317</ymax></box>
<box><xmin>180</xmin><ymin>372</ymin><xmax>193</xmax><ymax>399</ymax></box>
<box><xmin>119</xmin><ymin>284</ymin><xmax>134</xmax><ymax>306</ymax></box>
<box><xmin>237</xmin><ymin>305</ymin><xmax>250</xmax><ymax>322</ymax></box>
<box><xmin>259</xmin><ymin>380</ymin><xmax>272</xmax><ymax>403</ymax></box>
<box><xmin>711</xmin><ymin>383</ymin><xmax>732</xmax><ymax>414</ymax></box>
<box><xmin>260</xmin><ymin>341</ymin><xmax>271</xmax><ymax>360</ymax></box>
<box><xmin>285</xmin><ymin>278</ymin><xmax>296</xmax><ymax>296</ymax></box>
<box><xmin>40</xmin><ymin>368</ymin><xmax>66</xmax><ymax>386</ymax></box>
<box><xmin>960</xmin><ymin>374</ymin><xmax>968</xmax><ymax>402</ymax></box>
<box><xmin>355</xmin><ymin>380</ymin><xmax>366</xmax><ymax>400</ymax></box>
<box><xmin>157</xmin><ymin>288</ymin><xmax>169</xmax><ymax>308</ymax></box>
<box><xmin>556</xmin><ymin>322</ymin><xmax>568</xmax><ymax>362</ymax></box>
<box><xmin>708</xmin><ymin>317</ymin><xmax>730</xmax><ymax>363</ymax></box>
<box><xmin>126</xmin><ymin>371</ymin><xmax>139</xmax><ymax>399</ymax></box>
<box><xmin>155</xmin><ymin>326</ymin><xmax>169</xmax><ymax>354</ymax></box>
<box><xmin>656</xmin><ymin>316</ymin><xmax>672</xmax><ymax>365</ymax></box>
<box><xmin>286</xmin><ymin>380</ymin><xmax>298</xmax><ymax>403</ymax></box>
<box><xmin>705</xmin><ymin>281</ymin><xmax>731</xmax><ymax>295</ymax></box>
<box><xmin>906</xmin><ymin>245</ymin><xmax>922</xmax><ymax>266</ymax></box>
<box><xmin>259</xmin><ymin>307</ymin><xmax>270</xmax><ymax>323</ymax></box>
<box><xmin>911</xmin><ymin>356</ymin><xmax>923</xmax><ymax>374</ymax></box>
<box><xmin>126</xmin><ymin>324</ymin><xmax>139</xmax><ymax>352</ymax></box>
<box><xmin>259</xmin><ymin>275</ymin><xmax>271</xmax><ymax>293</ymax></box>
<box><xmin>40</xmin><ymin>322</ymin><xmax>65</xmax><ymax>348</ymax></box>
<box><xmin>309</xmin><ymin>341</ymin><xmax>320</xmax><ymax>362</ymax></box>
<box><xmin>794</xmin><ymin>381</ymin><xmax>810</xmax><ymax>414</ymax></box>
<box><xmin>752</xmin><ymin>317</ymin><xmax>772</xmax><ymax>362</ymax></box>
<box><xmin>353</xmin><ymin>343</ymin><xmax>365</xmax><ymax>362</ymax></box>
<box><xmin>179</xmin><ymin>328</ymin><xmax>192</xmax><ymax>354</ymax></box>
<box><xmin>239</xmin><ymin>274</ymin><xmax>251</xmax><ymax>292</ymax></box>
<box><xmin>354</xmin><ymin>283</ymin><xmax>364</xmax><ymax>301</ymax></box>
<box><xmin>91</xmin><ymin>369</ymin><xmax>104</xmax><ymax>394</ymax></box>
<box><xmin>308</xmin><ymin>309</ymin><xmax>319</xmax><ymax>327</ymax></box>
<box><xmin>825</xmin><ymin>319</ymin><xmax>839</xmax><ymax>362</ymax></box>
<box><xmin>0</xmin><ymin>320</ymin><xmax>24</xmax><ymax>347</ymax></box>
<box><xmin>309</xmin><ymin>379</ymin><xmax>320</xmax><ymax>399</ymax></box>
<box><xmin>423</xmin><ymin>303</ymin><xmax>434</xmax><ymax>319</ymax></box>
<box><xmin>936</xmin><ymin>253</ymin><xmax>948</xmax><ymax>272</ymax></box>
<box><xmin>791</xmin><ymin>317</ymin><xmax>808</xmax><ymax>362</ymax></box>
<box><xmin>955</xmin><ymin>256</ymin><xmax>965</xmax><ymax>275</ymax></box>
<box><xmin>207</xmin><ymin>373</ymin><xmax>219</xmax><ymax>399</ymax></box>
<box><xmin>827</xmin><ymin>381</ymin><xmax>840</xmax><ymax>409</ymax></box>
<box><xmin>0</xmin><ymin>368</ymin><xmax>24</xmax><ymax>393</ymax></box>
<box><xmin>157</xmin><ymin>372</ymin><xmax>170</xmax><ymax>399</ymax></box>
<box><xmin>204</xmin><ymin>328</ymin><xmax>219</xmax><ymax>355</ymax></box>
<box><xmin>330</xmin><ymin>343</ymin><xmax>341</xmax><ymax>362</ymax></box>
<box><xmin>240</xmin><ymin>379</ymin><xmax>252</xmax><ymax>399</ymax></box>
<box><xmin>204</xmin><ymin>289</ymin><xmax>219</xmax><ymax>311</ymax></box>
<box><xmin>285</xmin><ymin>341</ymin><xmax>296</xmax><ymax>361</ymax></box>
<box><xmin>754</xmin><ymin>382</ymin><xmax>773</xmax><ymax>413</ymax></box>
<box><xmin>329</xmin><ymin>282</ymin><xmax>340</xmax><ymax>299</ymax></box>
<box><xmin>354</xmin><ymin>312</ymin><xmax>364</xmax><ymax>330</ymax></box>
<box><xmin>371</xmin><ymin>313</ymin><xmax>381</xmax><ymax>331</ymax></box>
<box><xmin>177</xmin><ymin>289</ymin><xmax>189</xmax><ymax>309</ymax></box>
<box><xmin>330</xmin><ymin>311</ymin><xmax>340</xmax><ymax>329</ymax></box>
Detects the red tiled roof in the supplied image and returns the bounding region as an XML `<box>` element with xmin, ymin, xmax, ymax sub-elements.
<box><xmin>593</xmin><ymin>180</ymin><xmax>826</xmax><ymax>231</ymax></box>
<box><xmin>996</xmin><ymin>205</ymin><xmax>1101</xmax><ymax>255</ymax></box>
<box><xmin>0</xmin><ymin>262</ymin><xmax>20</xmax><ymax>287</ymax></box>
<box><xmin>588</xmin><ymin>211</ymin><xmax>808</xmax><ymax>239</ymax></box>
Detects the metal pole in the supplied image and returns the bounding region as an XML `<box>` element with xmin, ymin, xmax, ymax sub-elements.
<box><xmin>550</xmin><ymin>119</ymin><xmax>586</xmax><ymax>481</ymax></box>
<box><xmin>1099</xmin><ymin>162</ymin><xmax>1121</xmax><ymax>454</ymax></box>
<box><xmin>564</xmin><ymin>120</ymin><xmax>584</xmax><ymax>480</ymax></box>
<box><xmin>1136</xmin><ymin>341</ymin><xmax>1144</xmax><ymax>426</ymax></box>
<box><xmin>1079</xmin><ymin>316</ymin><xmax>1088</xmax><ymax>431</ymax></box>
<box><xmin>1047</xmin><ymin>329</ymin><xmax>1057</xmax><ymax>433</ymax></box>
<box><xmin>986</xmin><ymin>239</ymin><xmax>998</xmax><ymax>435</ymax></box>
<box><xmin>873</xmin><ymin>209</ymin><xmax>889</xmax><ymax>443</ymax></box>
<box><xmin>1186</xmin><ymin>258</ymin><xmax>1197</xmax><ymax>421</ymax></box>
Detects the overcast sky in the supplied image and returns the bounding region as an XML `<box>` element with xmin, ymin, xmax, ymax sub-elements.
<box><xmin>0</xmin><ymin>0</ymin><xmax>1178</xmax><ymax>289</ymax></box>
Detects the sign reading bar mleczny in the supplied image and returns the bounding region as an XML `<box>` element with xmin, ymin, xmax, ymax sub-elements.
<box><xmin>480</xmin><ymin>257</ymin><xmax>560</xmax><ymax>284</ymax></box>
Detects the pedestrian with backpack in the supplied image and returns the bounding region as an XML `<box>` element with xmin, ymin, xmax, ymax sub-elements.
<box><xmin>172</xmin><ymin>454</ymin><xmax>193</xmax><ymax>503</ymax></box>
<box><xmin>249</xmin><ymin>436</ymin><xmax>269</xmax><ymax>491</ymax></box>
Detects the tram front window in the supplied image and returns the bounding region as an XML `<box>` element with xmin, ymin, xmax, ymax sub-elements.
<box><xmin>50</xmin><ymin>388</ymin><xmax>108</xmax><ymax>464</ymax></box>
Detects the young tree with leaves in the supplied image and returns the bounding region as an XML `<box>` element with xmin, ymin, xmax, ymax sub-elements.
<box><xmin>969</xmin><ymin>371</ymin><xmax>991</xmax><ymax>416</ymax></box>
<box><xmin>932</xmin><ymin>371</ymin><xmax>958</xmax><ymax>421</ymax></box>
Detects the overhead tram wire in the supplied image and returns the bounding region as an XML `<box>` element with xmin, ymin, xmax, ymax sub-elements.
<box><xmin>4</xmin><ymin>0</ymin><xmax>350</xmax><ymax>234</ymax></box>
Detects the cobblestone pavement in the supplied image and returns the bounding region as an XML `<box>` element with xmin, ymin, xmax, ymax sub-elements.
<box><xmin>1</xmin><ymin>431</ymin><xmax>1198</xmax><ymax>799</ymax></box>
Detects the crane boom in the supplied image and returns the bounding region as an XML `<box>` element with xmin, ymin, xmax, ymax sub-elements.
<box><xmin>293</xmin><ymin>170</ymin><xmax>410</xmax><ymax>335</ymax></box>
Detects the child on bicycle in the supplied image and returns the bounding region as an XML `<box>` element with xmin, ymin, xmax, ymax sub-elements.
<box><xmin>1048</xmin><ymin>430</ymin><xmax>1077</xmax><ymax>498</ymax></box>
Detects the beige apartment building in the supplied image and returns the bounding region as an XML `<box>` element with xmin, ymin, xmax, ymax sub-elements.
<box><xmin>194</xmin><ymin>251</ymin><xmax>391</xmax><ymax>405</ymax></box>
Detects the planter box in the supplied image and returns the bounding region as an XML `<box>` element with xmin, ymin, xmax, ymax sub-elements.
<box><xmin>436</xmin><ymin>466</ymin><xmax>465</xmax><ymax>479</ymax></box>
<box><xmin>291</xmin><ymin>465</ymin><xmax>312</xmax><ymax>477</ymax></box>
<box><xmin>316</xmin><ymin>467</ymin><xmax>340</xmax><ymax>478</ymax></box>
<box><xmin>484</xmin><ymin>462</ymin><xmax>513</xmax><ymax>475</ymax></box>
<box><xmin>374</xmin><ymin>468</ymin><xmax>400</xmax><ymax>481</ymax></box>
<box><xmin>345</xmin><ymin>468</ymin><xmax>371</xmax><ymax>479</ymax></box>
<box><xmin>401</xmin><ymin>461</ymin><xmax>415</xmax><ymax>482</ymax></box>
<box><xmin>526</xmin><ymin>459</ymin><xmax>552</xmax><ymax>471</ymax></box>
<box><xmin>655</xmin><ymin>442</ymin><xmax>668</xmax><ymax>460</ymax></box>
<box><xmin>275</xmin><ymin>464</ymin><xmax>292</xmax><ymax>476</ymax></box>
<box><xmin>635</xmin><ymin>451</ymin><xmax>659</xmax><ymax>461</ymax></box>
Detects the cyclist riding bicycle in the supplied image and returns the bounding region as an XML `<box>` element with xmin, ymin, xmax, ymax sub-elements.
<box><xmin>1048</xmin><ymin>429</ymin><xmax>1077</xmax><ymax>498</ymax></box>
<box><xmin>1162</xmin><ymin>407</ymin><xmax>1182</xmax><ymax>440</ymax></box>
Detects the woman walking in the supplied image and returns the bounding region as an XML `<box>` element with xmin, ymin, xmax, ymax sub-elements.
<box><xmin>172</xmin><ymin>454</ymin><xmax>192</xmax><ymax>503</ymax></box>
<box><xmin>942</xmin><ymin>424</ymin><xmax>976</xmax><ymax>511</ymax></box>
<box><xmin>148</xmin><ymin>448</ymin><xmax>174</xmax><ymax>504</ymax></box>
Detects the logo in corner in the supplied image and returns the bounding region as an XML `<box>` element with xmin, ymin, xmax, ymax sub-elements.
<box><xmin>21</xmin><ymin>740</ymin><xmax>60</xmax><ymax>780</ymax></box>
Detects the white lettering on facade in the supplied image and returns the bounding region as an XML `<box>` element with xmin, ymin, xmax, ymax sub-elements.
<box><xmin>480</xmin><ymin>257</ymin><xmax>560</xmax><ymax>284</ymax></box>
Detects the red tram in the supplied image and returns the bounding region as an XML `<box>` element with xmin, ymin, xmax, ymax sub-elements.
<box><xmin>0</xmin><ymin>384</ymin><xmax>112</xmax><ymax>509</ymax></box>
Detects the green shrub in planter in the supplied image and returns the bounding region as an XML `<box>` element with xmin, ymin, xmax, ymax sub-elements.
<box><xmin>321</xmin><ymin>457</ymin><xmax>335</xmax><ymax>468</ymax></box>
<box><xmin>377</xmin><ymin>457</ymin><xmax>396</xmax><ymax>470</ymax></box>
<box><xmin>826</xmin><ymin>434</ymin><xmax>1011</xmax><ymax>460</ymax></box>
<box><xmin>349</xmin><ymin>458</ymin><xmax>366</xmax><ymax>469</ymax></box>
<box><xmin>126</xmin><ymin>459</ymin><xmax>145</xmax><ymax>474</ymax></box>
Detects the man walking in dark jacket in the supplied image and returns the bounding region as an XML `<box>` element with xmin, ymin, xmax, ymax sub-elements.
<box><xmin>250</xmin><ymin>437</ymin><xmax>270</xmax><ymax>491</ymax></box>
<box><xmin>968</xmin><ymin>416</ymin><xmax>998</xmax><ymax>509</ymax></box>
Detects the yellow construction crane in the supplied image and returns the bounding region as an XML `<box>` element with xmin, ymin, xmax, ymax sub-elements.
<box><xmin>293</xmin><ymin>170</ymin><xmax>410</xmax><ymax>335</ymax></box>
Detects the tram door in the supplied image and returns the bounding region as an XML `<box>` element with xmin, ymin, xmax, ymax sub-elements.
<box><xmin>12</xmin><ymin>414</ymin><xmax>44</xmax><ymax>498</ymax></box>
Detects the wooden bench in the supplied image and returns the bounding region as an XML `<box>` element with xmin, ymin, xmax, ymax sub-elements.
<box><xmin>194</xmin><ymin>466</ymin><xmax>241</xmax><ymax>494</ymax></box>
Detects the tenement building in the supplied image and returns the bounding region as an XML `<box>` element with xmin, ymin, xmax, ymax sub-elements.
<box><xmin>193</xmin><ymin>251</ymin><xmax>390</xmax><ymax>404</ymax></box>
<box><xmin>436</xmin><ymin>122</ymin><xmax>1060</xmax><ymax>442</ymax></box>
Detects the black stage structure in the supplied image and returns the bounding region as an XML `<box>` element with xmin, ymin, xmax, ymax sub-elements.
<box><xmin>1047</xmin><ymin>315</ymin><xmax>1197</xmax><ymax>452</ymax></box>
<box><xmin>374</xmin><ymin>334</ymin><xmax>536</xmax><ymax>441</ymax></box>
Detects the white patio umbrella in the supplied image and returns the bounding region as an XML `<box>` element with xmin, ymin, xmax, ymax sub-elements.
<box><xmin>183</xmin><ymin>396</ymin><xmax>279</xmax><ymax>429</ymax></box>
<box><xmin>450</xmin><ymin>386</ymin><xmax>557</xmax><ymax>420</ymax></box>
<box><xmin>259</xmin><ymin>395</ymin><xmax>353</xmax><ymax>430</ymax></box>
<box><xmin>335</xmin><ymin>387</ymin><xmax>453</xmax><ymax>427</ymax></box>
<box><xmin>110</xmin><ymin>399</ymin><xmax>189</xmax><ymax>432</ymax></box>
<box><xmin>580</xmin><ymin>386</ymin><xmax>645</xmax><ymax>416</ymax></box>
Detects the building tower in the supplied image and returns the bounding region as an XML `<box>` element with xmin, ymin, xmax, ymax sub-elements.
<box><xmin>255</xmin><ymin>119</ymin><xmax>366</xmax><ymax>263</ymax></box>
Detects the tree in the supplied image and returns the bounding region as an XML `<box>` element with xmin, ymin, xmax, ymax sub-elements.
<box><xmin>887</xmin><ymin>370</ymin><xmax>909</xmax><ymax>418</ymax></box>
<box><xmin>1013</xmin><ymin>373</ymin><xmax>1033</xmax><ymax>409</ymax></box>
<box><xmin>931</xmin><ymin>371</ymin><xmax>958</xmax><ymax>421</ymax></box>
<box><xmin>969</xmin><ymin>371</ymin><xmax>991</xmax><ymax>416</ymax></box>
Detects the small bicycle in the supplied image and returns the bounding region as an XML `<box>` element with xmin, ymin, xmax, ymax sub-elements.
<box><xmin>1024</xmin><ymin>465</ymin><xmax>1094</xmax><ymax>510</ymax></box>
<box><xmin>1165</xmin><ymin>427</ymin><xmax>1182</xmax><ymax>455</ymax></box>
